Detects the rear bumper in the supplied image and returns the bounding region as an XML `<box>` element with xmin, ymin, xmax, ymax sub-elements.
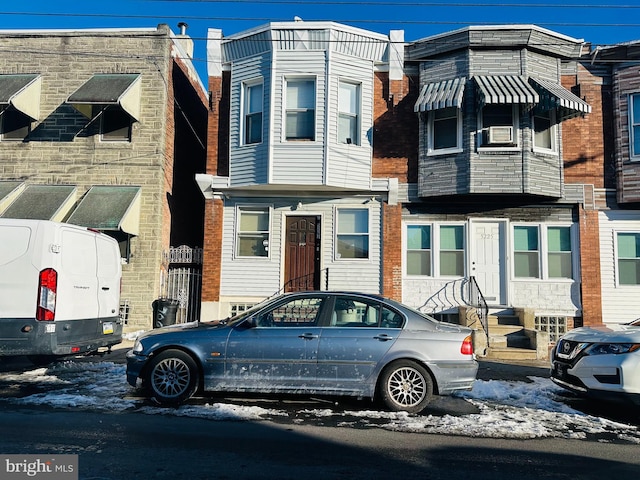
<box><xmin>429</xmin><ymin>360</ymin><xmax>479</xmax><ymax>394</ymax></box>
<box><xmin>0</xmin><ymin>317</ymin><xmax>122</xmax><ymax>356</ymax></box>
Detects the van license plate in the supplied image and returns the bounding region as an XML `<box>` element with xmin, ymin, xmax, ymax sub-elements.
<box><xmin>102</xmin><ymin>322</ymin><xmax>114</xmax><ymax>335</ymax></box>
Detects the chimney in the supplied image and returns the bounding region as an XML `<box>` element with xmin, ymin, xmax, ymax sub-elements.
<box><xmin>176</xmin><ymin>22</ymin><xmax>194</xmax><ymax>58</ymax></box>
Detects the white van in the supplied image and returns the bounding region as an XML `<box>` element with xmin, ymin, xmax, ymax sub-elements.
<box><xmin>0</xmin><ymin>219</ymin><xmax>123</xmax><ymax>360</ymax></box>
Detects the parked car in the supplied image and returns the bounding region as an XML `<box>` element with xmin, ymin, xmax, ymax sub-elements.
<box><xmin>551</xmin><ymin>319</ymin><xmax>640</xmax><ymax>404</ymax></box>
<box><xmin>127</xmin><ymin>291</ymin><xmax>478</xmax><ymax>413</ymax></box>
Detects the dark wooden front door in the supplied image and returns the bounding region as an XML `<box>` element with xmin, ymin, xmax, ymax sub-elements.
<box><xmin>284</xmin><ymin>216</ymin><xmax>320</xmax><ymax>292</ymax></box>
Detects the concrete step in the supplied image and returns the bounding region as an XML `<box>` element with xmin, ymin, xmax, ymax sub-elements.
<box><xmin>489</xmin><ymin>324</ymin><xmax>525</xmax><ymax>336</ymax></box>
<box><xmin>484</xmin><ymin>347</ymin><xmax>539</xmax><ymax>361</ymax></box>
<box><xmin>487</xmin><ymin>314</ymin><xmax>521</xmax><ymax>326</ymax></box>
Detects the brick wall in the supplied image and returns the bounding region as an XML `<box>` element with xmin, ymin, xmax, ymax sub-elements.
<box><xmin>579</xmin><ymin>206</ymin><xmax>603</xmax><ymax>325</ymax></box>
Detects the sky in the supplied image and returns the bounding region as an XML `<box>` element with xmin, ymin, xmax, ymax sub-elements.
<box><xmin>2</xmin><ymin>1</ymin><xmax>640</xmax><ymax>83</ymax></box>
<box><xmin>3</xmin><ymin>355</ymin><xmax>639</xmax><ymax>443</ymax></box>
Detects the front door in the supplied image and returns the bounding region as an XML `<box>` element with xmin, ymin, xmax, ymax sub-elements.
<box><xmin>284</xmin><ymin>216</ymin><xmax>321</xmax><ymax>292</ymax></box>
<box><xmin>469</xmin><ymin>220</ymin><xmax>506</xmax><ymax>305</ymax></box>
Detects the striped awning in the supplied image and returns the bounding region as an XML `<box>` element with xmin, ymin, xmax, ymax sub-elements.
<box><xmin>529</xmin><ymin>77</ymin><xmax>591</xmax><ymax>120</ymax></box>
<box><xmin>474</xmin><ymin>75</ymin><xmax>539</xmax><ymax>105</ymax></box>
<box><xmin>414</xmin><ymin>77</ymin><xmax>466</xmax><ymax>112</ymax></box>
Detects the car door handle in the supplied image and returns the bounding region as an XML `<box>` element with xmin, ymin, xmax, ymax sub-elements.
<box><xmin>298</xmin><ymin>333</ymin><xmax>319</xmax><ymax>340</ymax></box>
<box><xmin>374</xmin><ymin>334</ymin><xmax>394</xmax><ymax>341</ymax></box>
<box><xmin>101</xmin><ymin>287</ymin><xmax>110</xmax><ymax>291</ymax></box>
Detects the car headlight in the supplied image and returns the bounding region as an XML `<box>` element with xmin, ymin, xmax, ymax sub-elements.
<box><xmin>132</xmin><ymin>339</ymin><xmax>144</xmax><ymax>354</ymax></box>
<box><xmin>585</xmin><ymin>343</ymin><xmax>640</xmax><ymax>356</ymax></box>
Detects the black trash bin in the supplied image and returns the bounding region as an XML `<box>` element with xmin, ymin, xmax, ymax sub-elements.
<box><xmin>152</xmin><ymin>298</ymin><xmax>179</xmax><ymax>328</ymax></box>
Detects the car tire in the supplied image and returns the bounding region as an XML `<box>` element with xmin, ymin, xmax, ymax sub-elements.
<box><xmin>144</xmin><ymin>349</ymin><xmax>199</xmax><ymax>406</ymax></box>
<box><xmin>378</xmin><ymin>360</ymin><xmax>433</xmax><ymax>414</ymax></box>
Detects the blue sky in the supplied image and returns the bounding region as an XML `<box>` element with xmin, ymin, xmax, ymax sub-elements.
<box><xmin>2</xmin><ymin>1</ymin><xmax>640</xmax><ymax>82</ymax></box>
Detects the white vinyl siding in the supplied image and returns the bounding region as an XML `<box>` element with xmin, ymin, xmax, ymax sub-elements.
<box><xmin>326</xmin><ymin>54</ymin><xmax>374</xmax><ymax>189</ymax></box>
<box><xmin>599</xmin><ymin>210</ymin><xmax>640</xmax><ymax>323</ymax></box>
<box><xmin>229</xmin><ymin>54</ymin><xmax>271</xmax><ymax>187</ymax></box>
<box><xmin>220</xmin><ymin>198</ymin><xmax>382</xmax><ymax>298</ymax></box>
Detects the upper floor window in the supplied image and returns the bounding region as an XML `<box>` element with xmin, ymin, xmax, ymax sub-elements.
<box><xmin>99</xmin><ymin>106</ymin><xmax>132</xmax><ymax>142</ymax></box>
<box><xmin>480</xmin><ymin>104</ymin><xmax>517</xmax><ymax>148</ymax></box>
<box><xmin>285</xmin><ymin>78</ymin><xmax>315</xmax><ymax>141</ymax></box>
<box><xmin>244</xmin><ymin>82</ymin><xmax>263</xmax><ymax>145</ymax></box>
<box><xmin>338</xmin><ymin>81</ymin><xmax>360</xmax><ymax>145</ymax></box>
<box><xmin>1</xmin><ymin>107</ymin><xmax>31</xmax><ymax>141</ymax></box>
<box><xmin>617</xmin><ymin>232</ymin><xmax>640</xmax><ymax>285</ymax></box>
<box><xmin>336</xmin><ymin>208</ymin><xmax>369</xmax><ymax>259</ymax></box>
<box><xmin>236</xmin><ymin>206</ymin><xmax>270</xmax><ymax>258</ymax></box>
<box><xmin>406</xmin><ymin>225</ymin><xmax>431</xmax><ymax>275</ymax></box>
<box><xmin>631</xmin><ymin>93</ymin><xmax>640</xmax><ymax>159</ymax></box>
<box><xmin>428</xmin><ymin>107</ymin><xmax>462</xmax><ymax>154</ymax></box>
<box><xmin>440</xmin><ymin>225</ymin><xmax>464</xmax><ymax>276</ymax></box>
<box><xmin>533</xmin><ymin>109</ymin><xmax>557</xmax><ymax>154</ymax></box>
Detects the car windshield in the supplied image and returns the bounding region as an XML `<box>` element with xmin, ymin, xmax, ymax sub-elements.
<box><xmin>628</xmin><ymin>318</ymin><xmax>640</xmax><ymax>327</ymax></box>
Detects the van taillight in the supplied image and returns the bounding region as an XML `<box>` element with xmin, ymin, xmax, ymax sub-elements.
<box><xmin>461</xmin><ymin>335</ymin><xmax>474</xmax><ymax>355</ymax></box>
<box><xmin>36</xmin><ymin>268</ymin><xmax>57</xmax><ymax>321</ymax></box>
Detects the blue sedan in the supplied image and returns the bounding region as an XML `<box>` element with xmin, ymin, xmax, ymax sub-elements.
<box><xmin>127</xmin><ymin>291</ymin><xmax>478</xmax><ymax>413</ymax></box>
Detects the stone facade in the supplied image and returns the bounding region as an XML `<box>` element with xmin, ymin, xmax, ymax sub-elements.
<box><xmin>0</xmin><ymin>25</ymin><xmax>208</xmax><ymax>329</ymax></box>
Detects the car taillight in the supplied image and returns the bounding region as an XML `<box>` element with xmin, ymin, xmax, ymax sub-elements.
<box><xmin>36</xmin><ymin>268</ymin><xmax>57</xmax><ymax>321</ymax></box>
<box><xmin>461</xmin><ymin>335</ymin><xmax>474</xmax><ymax>355</ymax></box>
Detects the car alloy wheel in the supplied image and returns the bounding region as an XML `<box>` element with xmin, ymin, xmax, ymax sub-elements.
<box><xmin>145</xmin><ymin>349</ymin><xmax>199</xmax><ymax>406</ymax></box>
<box><xmin>379</xmin><ymin>360</ymin><xmax>433</xmax><ymax>414</ymax></box>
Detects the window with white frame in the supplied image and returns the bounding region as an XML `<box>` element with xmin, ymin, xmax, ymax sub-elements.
<box><xmin>439</xmin><ymin>225</ymin><xmax>464</xmax><ymax>276</ymax></box>
<box><xmin>336</xmin><ymin>208</ymin><xmax>369</xmax><ymax>259</ymax></box>
<box><xmin>406</xmin><ymin>225</ymin><xmax>431</xmax><ymax>275</ymax></box>
<box><xmin>514</xmin><ymin>226</ymin><xmax>540</xmax><ymax>278</ymax></box>
<box><xmin>285</xmin><ymin>78</ymin><xmax>315</xmax><ymax>141</ymax></box>
<box><xmin>429</xmin><ymin>107</ymin><xmax>461</xmax><ymax>153</ymax></box>
<box><xmin>338</xmin><ymin>81</ymin><xmax>360</xmax><ymax>145</ymax></box>
<box><xmin>244</xmin><ymin>82</ymin><xmax>263</xmax><ymax>145</ymax></box>
<box><xmin>236</xmin><ymin>206</ymin><xmax>270</xmax><ymax>257</ymax></box>
<box><xmin>480</xmin><ymin>104</ymin><xmax>517</xmax><ymax>147</ymax></box>
<box><xmin>631</xmin><ymin>93</ymin><xmax>640</xmax><ymax>159</ymax></box>
<box><xmin>533</xmin><ymin>108</ymin><xmax>557</xmax><ymax>153</ymax></box>
<box><xmin>548</xmin><ymin>226</ymin><xmax>572</xmax><ymax>278</ymax></box>
<box><xmin>617</xmin><ymin>232</ymin><xmax>640</xmax><ymax>285</ymax></box>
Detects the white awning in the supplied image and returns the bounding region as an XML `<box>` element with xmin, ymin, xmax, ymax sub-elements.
<box><xmin>0</xmin><ymin>74</ymin><xmax>42</xmax><ymax>120</ymax></box>
<box><xmin>474</xmin><ymin>75</ymin><xmax>539</xmax><ymax>105</ymax></box>
<box><xmin>414</xmin><ymin>77</ymin><xmax>466</xmax><ymax>112</ymax></box>
<box><xmin>0</xmin><ymin>185</ymin><xmax>77</xmax><ymax>222</ymax></box>
<box><xmin>67</xmin><ymin>185</ymin><xmax>142</xmax><ymax>236</ymax></box>
<box><xmin>67</xmin><ymin>74</ymin><xmax>142</xmax><ymax>121</ymax></box>
<box><xmin>529</xmin><ymin>77</ymin><xmax>592</xmax><ymax>120</ymax></box>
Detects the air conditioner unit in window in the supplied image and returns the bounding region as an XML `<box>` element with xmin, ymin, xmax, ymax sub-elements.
<box><xmin>487</xmin><ymin>126</ymin><xmax>513</xmax><ymax>144</ymax></box>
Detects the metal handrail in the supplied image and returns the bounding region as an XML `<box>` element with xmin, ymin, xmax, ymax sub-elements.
<box><xmin>466</xmin><ymin>276</ymin><xmax>489</xmax><ymax>345</ymax></box>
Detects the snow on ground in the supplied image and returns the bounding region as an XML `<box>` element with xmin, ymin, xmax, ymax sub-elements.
<box><xmin>2</xmin><ymin>360</ymin><xmax>639</xmax><ymax>443</ymax></box>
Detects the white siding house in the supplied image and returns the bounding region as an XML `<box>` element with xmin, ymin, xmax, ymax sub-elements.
<box><xmin>200</xmin><ymin>21</ymin><xmax>396</xmax><ymax>318</ymax></box>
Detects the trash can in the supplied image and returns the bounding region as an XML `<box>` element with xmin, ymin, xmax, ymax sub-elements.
<box><xmin>152</xmin><ymin>298</ymin><xmax>179</xmax><ymax>328</ymax></box>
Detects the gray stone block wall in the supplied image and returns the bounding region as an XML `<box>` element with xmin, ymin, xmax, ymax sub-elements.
<box><xmin>0</xmin><ymin>28</ymin><xmax>176</xmax><ymax>329</ymax></box>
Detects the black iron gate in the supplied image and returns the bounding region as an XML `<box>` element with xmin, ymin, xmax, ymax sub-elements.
<box><xmin>161</xmin><ymin>246</ymin><xmax>203</xmax><ymax>323</ymax></box>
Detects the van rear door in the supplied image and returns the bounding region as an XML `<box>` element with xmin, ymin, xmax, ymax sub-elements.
<box><xmin>56</xmin><ymin>227</ymin><xmax>99</xmax><ymax>321</ymax></box>
<box><xmin>96</xmin><ymin>234</ymin><xmax>121</xmax><ymax>321</ymax></box>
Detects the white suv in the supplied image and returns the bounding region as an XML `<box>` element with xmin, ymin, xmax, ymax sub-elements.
<box><xmin>551</xmin><ymin>319</ymin><xmax>640</xmax><ymax>404</ymax></box>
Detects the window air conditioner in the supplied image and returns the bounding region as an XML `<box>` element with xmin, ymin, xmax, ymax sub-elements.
<box><xmin>487</xmin><ymin>126</ymin><xmax>513</xmax><ymax>144</ymax></box>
